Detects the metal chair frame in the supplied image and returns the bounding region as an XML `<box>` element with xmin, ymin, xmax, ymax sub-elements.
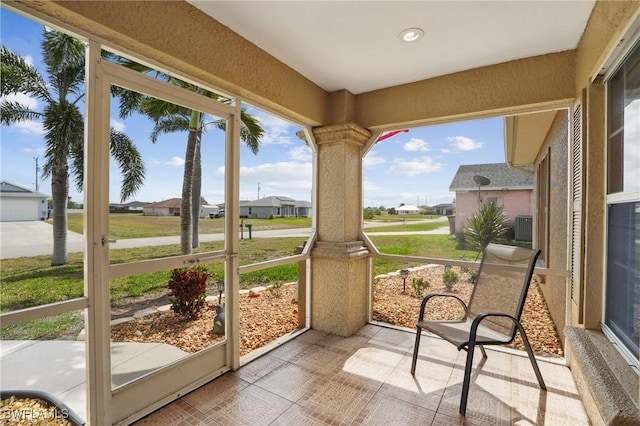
<box><xmin>410</xmin><ymin>243</ymin><xmax>546</xmax><ymax>415</ymax></box>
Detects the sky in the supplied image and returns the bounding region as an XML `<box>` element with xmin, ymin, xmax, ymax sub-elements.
<box><xmin>0</xmin><ymin>8</ymin><xmax>506</xmax><ymax>209</ymax></box>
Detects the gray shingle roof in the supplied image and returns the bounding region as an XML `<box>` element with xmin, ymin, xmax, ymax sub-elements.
<box><xmin>145</xmin><ymin>198</ymin><xmax>182</xmax><ymax>208</ymax></box>
<box><xmin>241</xmin><ymin>196</ymin><xmax>310</xmax><ymax>208</ymax></box>
<box><xmin>0</xmin><ymin>181</ymin><xmax>49</xmax><ymax>198</ymax></box>
<box><xmin>449</xmin><ymin>163</ymin><xmax>533</xmax><ymax>192</ymax></box>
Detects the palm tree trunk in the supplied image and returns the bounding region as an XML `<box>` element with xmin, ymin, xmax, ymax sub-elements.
<box><xmin>50</xmin><ymin>165</ymin><xmax>69</xmax><ymax>266</ymax></box>
<box><xmin>181</xmin><ymin>130</ymin><xmax>198</xmax><ymax>255</ymax></box>
<box><xmin>191</xmin><ymin>133</ymin><xmax>202</xmax><ymax>248</ymax></box>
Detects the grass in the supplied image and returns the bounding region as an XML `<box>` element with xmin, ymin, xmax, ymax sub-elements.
<box><xmin>62</xmin><ymin>213</ymin><xmax>444</xmax><ymax>238</ymax></box>
<box><xmin>0</xmin><ymin>231</ymin><xmax>475</xmax><ymax>339</ymax></box>
<box><xmin>369</xmin><ymin>234</ymin><xmax>478</xmax><ymax>275</ymax></box>
<box><xmin>365</xmin><ymin>214</ymin><xmax>440</xmax><ymax>222</ymax></box>
<box><xmin>364</xmin><ymin>221</ymin><xmax>447</xmax><ymax>233</ymax></box>
<box><xmin>61</xmin><ymin>213</ymin><xmax>312</xmax><ymax>239</ymax></box>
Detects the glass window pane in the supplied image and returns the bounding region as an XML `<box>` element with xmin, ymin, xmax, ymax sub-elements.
<box><xmin>623</xmin><ymin>42</ymin><xmax>640</xmax><ymax>193</ymax></box>
<box><xmin>608</xmin><ymin>41</ymin><xmax>640</xmax><ymax>194</ymax></box>
<box><xmin>605</xmin><ymin>202</ymin><xmax>640</xmax><ymax>359</ymax></box>
<box><xmin>107</xmin><ymin>83</ymin><xmax>227</xmax><ymax>261</ymax></box>
<box><xmin>110</xmin><ymin>262</ymin><xmax>226</xmax><ymax>389</ymax></box>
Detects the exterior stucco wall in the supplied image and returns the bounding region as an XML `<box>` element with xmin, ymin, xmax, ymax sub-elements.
<box><xmin>10</xmin><ymin>1</ymin><xmax>583</xmax><ymax>131</ymax></box>
<box><xmin>357</xmin><ymin>51</ymin><xmax>576</xmax><ymax>129</ymax></box>
<box><xmin>454</xmin><ymin>189</ymin><xmax>533</xmax><ymax>235</ymax></box>
<box><xmin>537</xmin><ymin>110</ymin><xmax>569</xmax><ymax>342</ymax></box>
<box><xmin>574</xmin><ymin>1</ymin><xmax>640</xmax><ymax>92</ymax></box>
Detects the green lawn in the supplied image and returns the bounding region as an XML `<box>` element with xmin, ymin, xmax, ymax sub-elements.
<box><xmin>60</xmin><ymin>213</ymin><xmax>312</xmax><ymax>239</ymax></box>
<box><xmin>0</xmin><ymin>232</ymin><xmax>476</xmax><ymax>339</ymax></box>
<box><xmin>364</xmin><ymin>221</ymin><xmax>448</xmax><ymax>233</ymax></box>
<box><xmin>60</xmin><ymin>213</ymin><xmax>444</xmax><ymax>239</ymax></box>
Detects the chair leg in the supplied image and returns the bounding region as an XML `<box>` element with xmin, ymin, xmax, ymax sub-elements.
<box><xmin>479</xmin><ymin>345</ymin><xmax>487</xmax><ymax>358</ymax></box>
<box><xmin>460</xmin><ymin>342</ymin><xmax>476</xmax><ymax>416</ymax></box>
<box><xmin>516</xmin><ymin>323</ymin><xmax>546</xmax><ymax>390</ymax></box>
<box><xmin>411</xmin><ymin>326</ymin><xmax>422</xmax><ymax>375</ymax></box>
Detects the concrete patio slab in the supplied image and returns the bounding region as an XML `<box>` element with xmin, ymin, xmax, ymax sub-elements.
<box><xmin>0</xmin><ymin>340</ymin><xmax>188</xmax><ymax>422</ymax></box>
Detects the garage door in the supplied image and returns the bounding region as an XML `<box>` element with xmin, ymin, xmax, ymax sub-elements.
<box><xmin>0</xmin><ymin>198</ymin><xmax>40</xmax><ymax>221</ymax></box>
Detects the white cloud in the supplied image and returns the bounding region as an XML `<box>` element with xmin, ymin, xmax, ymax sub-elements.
<box><xmin>447</xmin><ymin>135</ymin><xmax>483</xmax><ymax>151</ymax></box>
<box><xmin>363</xmin><ymin>150</ymin><xmax>386</xmax><ymax>167</ymax></box>
<box><xmin>23</xmin><ymin>147</ymin><xmax>45</xmax><ymax>154</ymax></box>
<box><xmin>2</xmin><ymin>92</ymin><xmax>38</xmax><ymax>109</ymax></box>
<box><xmin>24</xmin><ymin>55</ymin><xmax>34</xmax><ymax>67</ymax></box>
<box><xmin>162</xmin><ymin>156</ymin><xmax>185</xmax><ymax>167</ymax></box>
<box><xmin>255</xmin><ymin>112</ymin><xmax>298</xmax><ymax>145</ymax></box>
<box><xmin>440</xmin><ymin>148</ymin><xmax>451</xmax><ymax>153</ymax></box>
<box><xmin>404</xmin><ymin>138</ymin><xmax>431</xmax><ymax>152</ymax></box>
<box><xmin>289</xmin><ymin>145</ymin><xmax>312</xmax><ymax>162</ymax></box>
<box><xmin>217</xmin><ymin>161</ymin><xmax>313</xmax><ymax>199</ymax></box>
<box><xmin>386</xmin><ymin>156</ymin><xmax>444</xmax><ymax>176</ymax></box>
<box><xmin>1</xmin><ymin>93</ymin><xmax>44</xmax><ymax>135</ymax></box>
<box><xmin>12</xmin><ymin>120</ymin><xmax>45</xmax><ymax>135</ymax></box>
<box><xmin>110</xmin><ymin>119</ymin><xmax>126</xmax><ymax>132</ymax></box>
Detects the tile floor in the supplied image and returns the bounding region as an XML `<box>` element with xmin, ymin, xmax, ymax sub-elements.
<box><xmin>134</xmin><ymin>325</ymin><xmax>590</xmax><ymax>425</ymax></box>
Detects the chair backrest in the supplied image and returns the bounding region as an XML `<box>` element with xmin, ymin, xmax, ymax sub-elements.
<box><xmin>467</xmin><ymin>243</ymin><xmax>541</xmax><ymax>339</ymax></box>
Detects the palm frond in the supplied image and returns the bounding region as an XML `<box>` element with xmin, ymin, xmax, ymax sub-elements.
<box><xmin>0</xmin><ymin>101</ymin><xmax>43</xmax><ymax>126</ymax></box>
<box><xmin>0</xmin><ymin>46</ymin><xmax>51</xmax><ymax>102</ymax></box>
<box><xmin>110</xmin><ymin>129</ymin><xmax>146</xmax><ymax>201</ymax></box>
<box><xmin>202</xmin><ymin>109</ymin><xmax>264</xmax><ymax>155</ymax></box>
<box><xmin>42</xmin><ymin>30</ymin><xmax>85</xmax><ymax>76</ymax></box>
<box><xmin>41</xmin><ymin>101</ymin><xmax>83</xmax><ymax>178</ymax></box>
<box><xmin>150</xmin><ymin>115</ymin><xmax>191</xmax><ymax>143</ymax></box>
<box><xmin>113</xmin><ymin>87</ymin><xmax>147</xmax><ymax>119</ymax></box>
<box><xmin>240</xmin><ymin>108</ymin><xmax>264</xmax><ymax>154</ymax></box>
<box><xmin>69</xmin><ymin>133</ymin><xmax>85</xmax><ymax>192</ymax></box>
<box><xmin>26</xmin><ymin>30</ymin><xmax>86</xmax><ymax>102</ymax></box>
<box><xmin>142</xmin><ymin>97</ymin><xmax>191</xmax><ymax>123</ymax></box>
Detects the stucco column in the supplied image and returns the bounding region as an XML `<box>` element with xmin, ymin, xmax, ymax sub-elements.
<box><xmin>311</xmin><ymin>122</ymin><xmax>371</xmax><ymax>336</ymax></box>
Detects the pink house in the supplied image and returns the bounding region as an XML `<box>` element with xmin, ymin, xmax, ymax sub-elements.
<box><xmin>449</xmin><ymin>163</ymin><xmax>533</xmax><ymax>239</ymax></box>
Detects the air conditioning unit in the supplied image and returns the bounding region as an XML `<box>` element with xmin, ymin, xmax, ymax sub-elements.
<box><xmin>514</xmin><ymin>215</ymin><xmax>533</xmax><ymax>242</ymax></box>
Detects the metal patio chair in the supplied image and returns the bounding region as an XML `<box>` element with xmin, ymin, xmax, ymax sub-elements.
<box><xmin>410</xmin><ymin>243</ymin><xmax>545</xmax><ymax>415</ymax></box>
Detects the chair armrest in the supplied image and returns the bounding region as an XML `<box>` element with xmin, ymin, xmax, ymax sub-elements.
<box><xmin>418</xmin><ymin>293</ymin><xmax>468</xmax><ymax>321</ymax></box>
<box><xmin>463</xmin><ymin>312</ymin><xmax>519</xmax><ymax>349</ymax></box>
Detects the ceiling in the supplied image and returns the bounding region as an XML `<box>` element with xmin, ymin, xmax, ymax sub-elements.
<box><xmin>188</xmin><ymin>1</ymin><xmax>596</xmax><ymax>95</ymax></box>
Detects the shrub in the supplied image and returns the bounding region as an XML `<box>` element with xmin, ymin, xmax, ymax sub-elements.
<box><xmin>464</xmin><ymin>202</ymin><xmax>510</xmax><ymax>253</ymax></box>
<box><xmin>167</xmin><ymin>266</ymin><xmax>211</xmax><ymax>319</ymax></box>
<box><xmin>411</xmin><ymin>277</ymin><xmax>431</xmax><ymax>298</ymax></box>
<box><xmin>442</xmin><ymin>266</ymin><xmax>459</xmax><ymax>292</ymax></box>
<box><xmin>363</xmin><ymin>208</ymin><xmax>375</xmax><ymax>220</ymax></box>
<box><xmin>466</xmin><ymin>269</ymin><xmax>479</xmax><ymax>284</ymax></box>
<box><xmin>267</xmin><ymin>281</ymin><xmax>284</xmax><ymax>298</ymax></box>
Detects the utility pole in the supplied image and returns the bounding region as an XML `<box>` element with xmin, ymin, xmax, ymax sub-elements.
<box><xmin>257</xmin><ymin>182</ymin><xmax>261</xmax><ymax>199</ymax></box>
<box><xmin>34</xmin><ymin>156</ymin><xmax>39</xmax><ymax>192</ymax></box>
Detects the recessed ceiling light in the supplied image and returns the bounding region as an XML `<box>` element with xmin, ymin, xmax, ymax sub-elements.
<box><xmin>398</xmin><ymin>28</ymin><xmax>424</xmax><ymax>43</ymax></box>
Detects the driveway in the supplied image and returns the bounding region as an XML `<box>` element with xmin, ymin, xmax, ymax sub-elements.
<box><xmin>0</xmin><ymin>221</ymin><xmax>84</xmax><ymax>259</ymax></box>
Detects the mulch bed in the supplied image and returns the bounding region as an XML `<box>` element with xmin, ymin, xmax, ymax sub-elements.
<box><xmin>111</xmin><ymin>285</ymin><xmax>299</xmax><ymax>356</ymax></box>
<box><xmin>110</xmin><ymin>266</ymin><xmax>563</xmax><ymax>358</ymax></box>
<box><xmin>372</xmin><ymin>265</ymin><xmax>563</xmax><ymax>357</ymax></box>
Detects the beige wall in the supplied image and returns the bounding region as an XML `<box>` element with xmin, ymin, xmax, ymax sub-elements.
<box><xmin>569</xmin><ymin>0</ymin><xmax>639</xmax><ymax>328</ymax></box>
<box><xmin>7</xmin><ymin>0</ymin><xmax>593</xmax><ymax>131</ymax></box>
<box><xmin>536</xmin><ymin>111</ymin><xmax>569</xmax><ymax>341</ymax></box>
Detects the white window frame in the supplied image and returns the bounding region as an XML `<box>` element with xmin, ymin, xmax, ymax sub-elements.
<box><xmin>602</xmin><ymin>22</ymin><xmax>640</xmax><ymax>370</ymax></box>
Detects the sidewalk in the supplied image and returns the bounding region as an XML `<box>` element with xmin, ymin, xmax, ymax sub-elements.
<box><xmin>0</xmin><ymin>340</ymin><xmax>189</xmax><ymax>422</ymax></box>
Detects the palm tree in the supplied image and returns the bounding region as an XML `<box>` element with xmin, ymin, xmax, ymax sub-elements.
<box><xmin>464</xmin><ymin>201</ymin><xmax>510</xmax><ymax>254</ymax></box>
<box><xmin>112</xmin><ymin>59</ymin><xmax>263</xmax><ymax>254</ymax></box>
<box><xmin>1</xmin><ymin>30</ymin><xmax>145</xmax><ymax>265</ymax></box>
